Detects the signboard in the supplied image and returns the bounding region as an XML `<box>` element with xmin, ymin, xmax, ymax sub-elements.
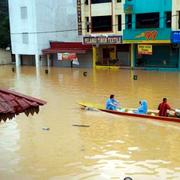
<box><xmin>171</xmin><ymin>31</ymin><xmax>180</xmax><ymax>43</ymax></box>
<box><xmin>123</xmin><ymin>29</ymin><xmax>171</xmax><ymax>44</ymax></box>
<box><xmin>57</xmin><ymin>53</ymin><xmax>77</xmax><ymax>61</ymax></box>
<box><xmin>83</xmin><ymin>35</ymin><xmax>122</xmax><ymax>44</ymax></box>
<box><xmin>77</xmin><ymin>0</ymin><xmax>82</xmax><ymax>35</ymax></box>
<box><xmin>138</xmin><ymin>44</ymin><xmax>152</xmax><ymax>55</ymax></box>
<box><xmin>57</xmin><ymin>53</ymin><xmax>62</xmax><ymax>60</ymax></box>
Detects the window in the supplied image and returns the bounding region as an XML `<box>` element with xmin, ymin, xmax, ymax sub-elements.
<box><xmin>166</xmin><ymin>11</ymin><xmax>171</xmax><ymax>28</ymax></box>
<box><xmin>126</xmin><ymin>14</ymin><xmax>132</xmax><ymax>29</ymax></box>
<box><xmin>91</xmin><ymin>0</ymin><xmax>112</xmax><ymax>4</ymax></box>
<box><xmin>118</xmin><ymin>15</ymin><xmax>122</xmax><ymax>31</ymax></box>
<box><xmin>91</xmin><ymin>16</ymin><xmax>112</xmax><ymax>32</ymax></box>
<box><xmin>85</xmin><ymin>0</ymin><xmax>88</xmax><ymax>5</ymax></box>
<box><xmin>136</xmin><ymin>13</ymin><xmax>159</xmax><ymax>29</ymax></box>
<box><xmin>22</xmin><ymin>33</ymin><xmax>29</xmax><ymax>44</ymax></box>
<box><xmin>21</xmin><ymin>7</ymin><xmax>27</xmax><ymax>19</ymax></box>
<box><xmin>86</xmin><ymin>17</ymin><xmax>90</xmax><ymax>32</ymax></box>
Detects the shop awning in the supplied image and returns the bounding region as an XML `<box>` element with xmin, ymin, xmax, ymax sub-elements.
<box><xmin>0</xmin><ymin>88</ymin><xmax>46</xmax><ymax>122</ymax></box>
<box><xmin>42</xmin><ymin>42</ymin><xmax>92</xmax><ymax>54</ymax></box>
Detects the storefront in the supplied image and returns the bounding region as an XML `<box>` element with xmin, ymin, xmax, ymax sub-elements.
<box><xmin>123</xmin><ymin>29</ymin><xmax>179</xmax><ymax>69</ymax></box>
<box><xmin>42</xmin><ymin>42</ymin><xmax>92</xmax><ymax>68</ymax></box>
<box><xmin>83</xmin><ymin>35</ymin><xmax>130</xmax><ymax>69</ymax></box>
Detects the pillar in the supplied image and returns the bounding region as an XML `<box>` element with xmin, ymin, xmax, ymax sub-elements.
<box><xmin>47</xmin><ymin>54</ymin><xmax>51</xmax><ymax>67</ymax></box>
<box><xmin>130</xmin><ymin>44</ymin><xmax>135</xmax><ymax>69</ymax></box>
<box><xmin>160</xmin><ymin>11</ymin><xmax>164</xmax><ymax>29</ymax></box>
<box><xmin>15</xmin><ymin>54</ymin><xmax>21</xmax><ymax>67</ymax></box>
<box><xmin>132</xmin><ymin>14</ymin><xmax>136</xmax><ymax>30</ymax></box>
<box><xmin>92</xmin><ymin>46</ymin><xmax>97</xmax><ymax>69</ymax></box>
<box><xmin>35</xmin><ymin>54</ymin><xmax>40</xmax><ymax>68</ymax></box>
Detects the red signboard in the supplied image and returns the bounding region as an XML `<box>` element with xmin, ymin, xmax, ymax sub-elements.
<box><xmin>58</xmin><ymin>53</ymin><xmax>77</xmax><ymax>61</ymax></box>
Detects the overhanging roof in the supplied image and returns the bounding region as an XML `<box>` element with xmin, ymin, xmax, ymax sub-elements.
<box><xmin>42</xmin><ymin>42</ymin><xmax>92</xmax><ymax>54</ymax></box>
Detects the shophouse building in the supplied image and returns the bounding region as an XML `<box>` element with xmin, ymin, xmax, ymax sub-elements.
<box><xmin>123</xmin><ymin>0</ymin><xmax>179</xmax><ymax>70</ymax></box>
<box><xmin>81</xmin><ymin>0</ymin><xmax>130</xmax><ymax>69</ymax></box>
<box><xmin>9</xmin><ymin>0</ymin><xmax>92</xmax><ymax>68</ymax></box>
<box><xmin>172</xmin><ymin>0</ymin><xmax>180</xmax><ymax>70</ymax></box>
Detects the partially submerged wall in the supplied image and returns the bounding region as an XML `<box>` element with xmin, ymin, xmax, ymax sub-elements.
<box><xmin>0</xmin><ymin>49</ymin><xmax>11</xmax><ymax>64</ymax></box>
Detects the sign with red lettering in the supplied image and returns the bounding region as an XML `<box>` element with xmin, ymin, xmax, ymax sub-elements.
<box><xmin>57</xmin><ymin>53</ymin><xmax>77</xmax><ymax>61</ymax></box>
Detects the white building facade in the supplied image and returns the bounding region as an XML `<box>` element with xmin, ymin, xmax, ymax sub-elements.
<box><xmin>9</xmin><ymin>0</ymin><xmax>80</xmax><ymax>67</ymax></box>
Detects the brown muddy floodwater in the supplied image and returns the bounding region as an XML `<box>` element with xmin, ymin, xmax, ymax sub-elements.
<box><xmin>0</xmin><ymin>65</ymin><xmax>180</xmax><ymax>180</ymax></box>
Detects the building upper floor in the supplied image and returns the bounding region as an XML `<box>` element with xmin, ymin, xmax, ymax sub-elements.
<box><xmin>123</xmin><ymin>0</ymin><xmax>173</xmax><ymax>43</ymax></box>
<box><xmin>124</xmin><ymin>0</ymin><xmax>172</xmax><ymax>30</ymax></box>
<box><xmin>8</xmin><ymin>0</ymin><xmax>81</xmax><ymax>54</ymax></box>
<box><xmin>81</xmin><ymin>0</ymin><xmax>125</xmax><ymax>35</ymax></box>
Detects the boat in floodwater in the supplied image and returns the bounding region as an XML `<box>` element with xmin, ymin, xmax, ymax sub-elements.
<box><xmin>79</xmin><ymin>102</ymin><xmax>180</xmax><ymax>124</ymax></box>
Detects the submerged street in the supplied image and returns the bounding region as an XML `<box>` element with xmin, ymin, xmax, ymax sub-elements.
<box><xmin>0</xmin><ymin>66</ymin><xmax>180</xmax><ymax>179</ymax></box>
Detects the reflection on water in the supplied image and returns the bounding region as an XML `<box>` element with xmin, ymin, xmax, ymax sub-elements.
<box><xmin>0</xmin><ymin>66</ymin><xmax>180</xmax><ymax>180</ymax></box>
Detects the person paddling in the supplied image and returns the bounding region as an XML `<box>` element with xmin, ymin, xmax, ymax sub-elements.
<box><xmin>158</xmin><ymin>98</ymin><xmax>174</xmax><ymax>117</ymax></box>
<box><xmin>106</xmin><ymin>94</ymin><xmax>119</xmax><ymax>111</ymax></box>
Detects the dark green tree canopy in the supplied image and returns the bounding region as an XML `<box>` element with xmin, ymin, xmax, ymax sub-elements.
<box><xmin>0</xmin><ymin>0</ymin><xmax>10</xmax><ymax>49</ymax></box>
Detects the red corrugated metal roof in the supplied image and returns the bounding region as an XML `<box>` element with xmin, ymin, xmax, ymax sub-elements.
<box><xmin>42</xmin><ymin>42</ymin><xmax>92</xmax><ymax>54</ymax></box>
<box><xmin>0</xmin><ymin>89</ymin><xmax>46</xmax><ymax>122</ymax></box>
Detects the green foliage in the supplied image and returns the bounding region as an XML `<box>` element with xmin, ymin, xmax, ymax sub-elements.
<box><xmin>0</xmin><ymin>16</ymin><xmax>10</xmax><ymax>48</ymax></box>
<box><xmin>0</xmin><ymin>0</ymin><xmax>10</xmax><ymax>49</ymax></box>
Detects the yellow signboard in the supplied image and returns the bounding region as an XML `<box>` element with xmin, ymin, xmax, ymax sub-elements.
<box><xmin>138</xmin><ymin>44</ymin><xmax>152</xmax><ymax>55</ymax></box>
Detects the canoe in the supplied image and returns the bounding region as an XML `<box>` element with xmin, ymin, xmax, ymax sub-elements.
<box><xmin>79</xmin><ymin>102</ymin><xmax>180</xmax><ymax>124</ymax></box>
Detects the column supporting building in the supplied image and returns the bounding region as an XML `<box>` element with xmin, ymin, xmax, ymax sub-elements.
<box><xmin>92</xmin><ymin>46</ymin><xmax>97</xmax><ymax>69</ymax></box>
<box><xmin>15</xmin><ymin>54</ymin><xmax>21</xmax><ymax>67</ymax></box>
<box><xmin>130</xmin><ymin>44</ymin><xmax>135</xmax><ymax>69</ymax></box>
<box><xmin>47</xmin><ymin>54</ymin><xmax>51</xmax><ymax>67</ymax></box>
<box><xmin>35</xmin><ymin>54</ymin><xmax>40</xmax><ymax>68</ymax></box>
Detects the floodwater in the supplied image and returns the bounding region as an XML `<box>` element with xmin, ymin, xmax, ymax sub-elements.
<box><xmin>0</xmin><ymin>65</ymin><xmax>180</xmax><ymax>180</ymax></box>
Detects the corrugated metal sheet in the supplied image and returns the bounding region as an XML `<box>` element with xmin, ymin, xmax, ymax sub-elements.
<box><xmin>0</xmin><ymin>89</ymin><xmax>46</xmax><ymax>122</ymax></box>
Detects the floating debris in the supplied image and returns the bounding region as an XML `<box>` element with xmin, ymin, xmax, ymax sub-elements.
<box><xmin>72</xmin><ymin>124</ymin><xmax>90</xmax><ymax>128</ymax></box>
<box><xmin>83</xmin><ymin>72</ymin><xmax>87</xmax><ymax>77</ymax></box>
<box><xmin>42</xmin><ymin>127</ymin><xmax>50</xmax><ymax>131</ymax></box>
<box><xmin>133</xmin><ymin>75</ymin><xmax>138</xmax><ymax>80</ymax></box>
<box><xmin>12</xmin><ymin>67</ymin><xmax>15</xmax><ymax>72</ymax></box>
<box><xmin>84</xmin><ymin>107</ymin><xmax>98</xmax><ymax>111</ymax></box>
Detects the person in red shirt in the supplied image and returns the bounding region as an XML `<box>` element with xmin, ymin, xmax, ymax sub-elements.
<box><xmin>158</xmin><ymin>98</ymin><xmax>173</xmax><ymax>116</ymax></box>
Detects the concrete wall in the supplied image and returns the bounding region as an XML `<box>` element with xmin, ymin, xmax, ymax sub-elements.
<box><xmin>0</xmin><ymin>49</ymin><xmax>11</xmax><ymax>64</ymax></box>
<box><xmin>52</xmin><ymin>51</ymin><xmax>92</xmax><ymax>68</ymax></box>
<box><xmin>9</xmin><ymin>0</ymin><xmax>38</xmax><ymax>55</ymax></box>
<box><xmin>129</xmin><ymin>0</ymin><xmax>171</xmax><ymax>13</ymax></box>
<box><xmin>91</xmin><ymin>3</ymin><xmax>112</xmax><ymax>16</ymax></box>
<box><xmin>9</xmin><ymin>0</ymin><xmax>81</xmax><ymax>56</ymax></box>
<box><xmin>35</xmin><ymin>0</ymin><xmax>81</xmax><ymax>55</ymax></box>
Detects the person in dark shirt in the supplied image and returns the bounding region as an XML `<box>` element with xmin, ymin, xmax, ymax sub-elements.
<box><xmin>158</xmin><ymin>98</ymin><xmax>173</xmax><ymax>117</ymax></box>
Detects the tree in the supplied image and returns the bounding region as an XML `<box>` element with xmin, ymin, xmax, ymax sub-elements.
<box><xmin>0</xmin><ymin>0</ymin><xmax>10</xmax><ymax>49</ymax></box>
